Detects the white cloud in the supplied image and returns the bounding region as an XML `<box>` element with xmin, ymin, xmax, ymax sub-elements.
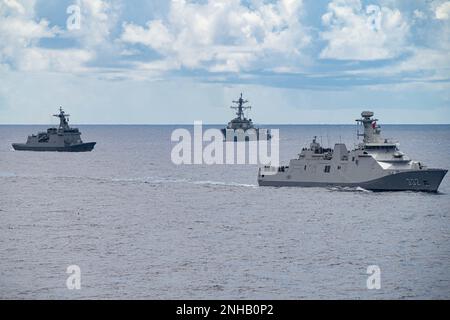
<box><xmin>2</xmin><ymin>0</ymin><xmax>25</xmax><ymax>14</ymax></box>
<box><xmin>320</xmin><ymin>0</ymin><xmax>409</xmax><ymax>60</ymax></box>
<box><xmin>413</xmin><ymin>9</ymin><xmax>426</xmax><ymax>20</ymax></box>
<box><xmin>16</xmin><ymin>48</ymin><xmax>93</xmax><ymax>72</ymax></box>
<box><xmin>67</xmin><ymin>0</ymin><xmax>118</xmax><ymax>48</ymax></box>
<box><xmin>435</xmin><ymin>1</ymin><xmax>450</xmax><ymax>20</ymax></box>
<box><xmin>343</xmin><ymin>47</ymin><xmax>450</xmax><ymax>84</ymax></box>
<box><xmin>121</xmin><ymin>20</ymin><xmax>174</xmax><ymax>51</ymax></box>
<box><xmin>119</xmin><ymin>0</ymin><xmax>310</xmax><ymax>72</ymax></box>
<box><xmin>0</xmin><ymin>0</ymin><xmax>447</xmax><ymax>86</ymax></box>
<box><xmin>0</xmin><ymin>0</ymin><xmax>119</xmax><ymax>72</ymax></box>
<box><xmin>0</xmin><ymin>0</ymin><xmax>59</xmax><ymax>70</ymax></box>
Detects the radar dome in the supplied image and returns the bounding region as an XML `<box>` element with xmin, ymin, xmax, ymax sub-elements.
<box><xmin>361</xmin><ymin>111</ymin><xmax>374</xmax><ymax>118</ymax></box>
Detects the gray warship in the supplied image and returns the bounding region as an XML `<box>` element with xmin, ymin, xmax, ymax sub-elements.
<box><xmin>12</xmin><ymin>107</ymin><xmax>96</xmax><ymax>152</ymax></box>
<box><xmin>258</xmin><ymin>111</ymin><xmax>447</xmax><ymax>192</ymax></box>
<box><xmin>221</xmin><ymin>93</ymin><xmax>271</xmax><ymax>141</ymax></box>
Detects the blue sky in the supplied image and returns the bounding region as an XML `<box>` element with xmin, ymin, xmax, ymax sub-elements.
<box><xmin>0</xmin><ymin>0</ymin><xmax>449</xmax><ymax>124</ymax></box>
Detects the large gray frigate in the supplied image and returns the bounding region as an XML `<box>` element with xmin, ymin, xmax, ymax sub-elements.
<box><xmin>12</xmin><ymin>107</ymin><xmax>96</xmax><ymax>152</ymax></box>
<box><xmin>258</xmin><ymin>111</ymin><xmax>447</xmax><ymax>192</ymax></box>
<box><xmin>221</xmin><ymin>93</ymin><xmax>271</xmax><ymax>141</ymax></box>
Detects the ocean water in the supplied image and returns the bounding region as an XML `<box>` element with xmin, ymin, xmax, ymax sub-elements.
<box><xmin>0</xmin><ymin>124</ymin><xmax>449</xmax><ymax>299</ymax></box>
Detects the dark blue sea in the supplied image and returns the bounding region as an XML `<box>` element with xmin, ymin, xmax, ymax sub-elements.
<box><xmin>1</xmin><ymin>125</ymin><xmax>449</xmax><ymax>299</ymax></box>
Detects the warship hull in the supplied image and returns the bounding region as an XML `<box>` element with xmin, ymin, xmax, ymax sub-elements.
<box><xmin>258</xmin><ymin>169</ymin><xmax>448</xmax><ymax>192</ymax></box>
<box><xmin>12</xmin><ymin>142</ymin><xmax>96</xmax><ymax>152</ymax></box>
<box><xmin>221</xmin><ymin>128</ymin><xmax>272</xmax><ymax>141</ymax></box>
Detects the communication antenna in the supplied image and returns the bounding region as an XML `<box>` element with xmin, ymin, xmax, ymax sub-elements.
<box><xmin>354</xmin><ymin>120</ymin><xmax>360</xmax><ymax>149</ymax></box>
<box><xmin>356</xmin><ymin>121</ymin><xmax>359</xmax><ymax>140</ymax></box>
<box><xmin>231</xmin><ymin>93</ymin><xmax>251</xmax><ymax>120</ymax></box>
<box><xmin>326</xmin><ymin>127</ymin><xmax>330</xmax><ymax>147</ymax></box>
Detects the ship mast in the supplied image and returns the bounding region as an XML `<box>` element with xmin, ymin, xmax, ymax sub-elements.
<box><xmin>231</xmin><ymin>93</ymin><xmax>251</xmax><ymax>120</ymax></box>
<box><xmin>355</xmin><ymin>111</ymin><xmax>381</xmax><ymax>144</ymax></box>
<box><xmin>53</xmin><ymin>106</ymin><xmax>70</xmax><ymax>130</ymax></box>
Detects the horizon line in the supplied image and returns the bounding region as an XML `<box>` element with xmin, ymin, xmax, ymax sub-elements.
<box><xmin>1</xmin><ymin>123</ymin><xmax>450</xmax><ymax>126</ymax></box>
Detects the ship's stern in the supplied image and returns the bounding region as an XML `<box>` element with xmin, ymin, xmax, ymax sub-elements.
<box><xmin>258</xmin><ymin>166</ymin><xmax>290</xmax><ymax>186</ymax></box>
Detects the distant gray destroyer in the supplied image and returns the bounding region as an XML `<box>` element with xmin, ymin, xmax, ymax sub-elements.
<box><xmin>221</xmin><ymin>93</ymin><xmax>271</xmax><ymax>141</ymax></box>
<box><xmin>258</xmin><ymin>111</ymin><xmax>447</xmax><ymax>192</ymax></box>
<box><xmin>12</xmin><ymin>107</ymin><xmax>96</xmax><ymax>152</ymax></box>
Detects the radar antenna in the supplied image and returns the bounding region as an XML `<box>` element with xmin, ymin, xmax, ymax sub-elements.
<box><xmin>53</xmin><ymin>106</ymin><xmax>70</xmax><ymax>130</ymax></box>
<box><xmin>230</xmin><ymin>93</ymin><xmax>251</xmax><ymax>120</ymax></box>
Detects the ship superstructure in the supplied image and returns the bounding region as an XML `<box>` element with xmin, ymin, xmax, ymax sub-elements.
<box><xmin>221</xmin><ymin>93</ymin><xmax>271</xmax><ymax>141</ymax></box>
